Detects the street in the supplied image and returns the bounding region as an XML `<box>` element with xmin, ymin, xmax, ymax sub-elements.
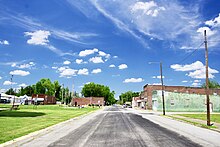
<box><xmin>48</xmin><ymin>106</ymin><xmax>201</xmax><ymax>147</ymax></box>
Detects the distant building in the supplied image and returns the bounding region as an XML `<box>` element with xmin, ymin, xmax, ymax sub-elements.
<box><xmin>32</xmin><ymin>94</ymin><xmax>56</xmax><ymax>105</ymax></box>
<box><xmin>132</xmin><ymin>84</ymin><xmax>220</xmax><ymax>112</ymax></box>
<box><xmin>0</xmin><ymin>93</ymin><xmax>12</xmax><ymax>103</ymax></box>
<box><xmin>0</xmin><ymin>93</ymin><xmax>23</xmax><ymax>104</ymax></box>
<box><xmin>71</xmin><ymin>97</ymin><xmax>104</xmax><ymax>106</ymax></box>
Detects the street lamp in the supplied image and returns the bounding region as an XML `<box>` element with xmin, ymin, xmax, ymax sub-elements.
<box><xmin>149</xmin><ymin>61</ymin><xmax>165</xmax><ymax>115</ymax></box>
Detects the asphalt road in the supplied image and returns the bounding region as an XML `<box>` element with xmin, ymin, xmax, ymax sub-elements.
<box><xmin>48</xmin><ymin>106</ymin><xmax>201</xmax><ymax>147</ymax></box>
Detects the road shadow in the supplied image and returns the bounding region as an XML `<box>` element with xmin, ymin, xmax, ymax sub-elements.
<box><xmin>0</xmin><ymin>111</ymin><xmax>45</xmax><ymax>117</ymax></box>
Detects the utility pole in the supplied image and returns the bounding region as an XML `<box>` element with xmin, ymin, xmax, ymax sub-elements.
<box><xmin>10</xmin><ymin>75</ymin><xmax>15</xmax><ymax>111</ymax></box>
<box><xmin>204</xmin><ymin>30</ymin><xmax>211</xmax><ymax>126</ymax></box>
<box><xmin>62</xmin><ymin>84</ymin><xmax>64</xmax><ymax>104</ymax></box>
<box><xmin>160</xmin><ymin>62</ymin><xmax>165</xmax><ymax>115</ymax></box>
<box><xmin>149</xmin><ymin>61</ymin><xmax>165</xmax><ymax>115</ymax></box>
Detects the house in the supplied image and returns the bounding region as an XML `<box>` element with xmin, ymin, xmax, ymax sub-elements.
<box><xmin>0</xmin><ymin>93</ymin><xmax>12</xmax><ymax>103</ymax></box>
<box><xmin>32</xmin><ymin>94</ymin><xmax>56</xmax><ymax>105</ymax></box>
<box><xmin>71</xmin><ymin>97</ymin><xmax>104</xmax><ymax>107</ymax></box>
<box><xmin>19</xmin><ymin>95</ymin><xmax>32</xmax><ymax>105</ymax></box>
<box><xmin>133</xmin><ymin>84</ymin><xmax>220</xmax><ymax>112</ymax></box>
<box><xmin>0</xmin><ymin>93</ymin><xmax>21</xmax><ymax>104</ymax></box>
<box><xmin>132</xmin><ymin>97</ymin><xmax>147</xmax><ymax>109</ymax></box>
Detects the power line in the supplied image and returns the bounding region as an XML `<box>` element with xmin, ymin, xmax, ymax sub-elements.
<box><xmin>178</xmin><ymin>42</ymin><xmax>204</xmax><ymax>64</ymax></box>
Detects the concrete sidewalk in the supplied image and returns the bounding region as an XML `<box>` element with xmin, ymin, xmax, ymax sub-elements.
<box><xmin>132</xmin><ymin>109</ymin><xmax>220</xmax><ymax>147</ymax></box>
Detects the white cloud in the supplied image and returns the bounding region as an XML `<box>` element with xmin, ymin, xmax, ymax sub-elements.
<box><xmin>14</xmin><ymin>62</ymin><xmax>36</xmax><ymax>69</ymax></box>
<box><xmin>98</xmin><ymin>51</ymin><xmax>106</xmax><ymax>56</ymax></box>
<box><xmin>197</xmin><ymin>27</ymin><xmax>216</xmax><ymax>36</ymax></box>
<box><xmin>187</xmin><ymin>68</ymin><xmax>218</xmax><ymax>79</ymax></box>
<box><xmin>0</xmin><ymin>76</ymin><xmax>2</xmax><ymax>80</ymax></box>
<box><xmin>76</xmin><ymin>59</ymin><xmax>83</xmax><ymax>64</ymax></box>
<box><xmin>58</xmin><ymin>66</ymin><xmax>78</xmax><ymax>78</ymax></box>
<box><xmin>79</xmin><ymin>48</ymin><xmax>98</xmax><ymax>57</ymax></box>
<box><xmin>109</xmin><ymin>64</ymin><xmax>116</xmax><ymax>68</ymax></box>
<box><xmin>118</xmin><ymin>64</ymin><xmax>128</xmax><ymax>69</ymax></box>
<box><xmin>19</xmin><ymin>83</ymin><xmax>28</xmax><ymax>87</ymax></box>
<box><xmin>11</xmin><ymin>63</ymin><xmax>17</xmax><ymax>67</ymax></box>
<box><xmin>131</xmin><ymin>1</ymin><xmax>165</xmax><ymax>17</ymax></box>
<box><xmin>89</xmin><ymin>57</ymin><xmax>104</xmax><ymax>63</ymax></box>
<box><xmin>52</xmin><ymin>66</ymin><xmax>58</xmax><ymax>69</ymax></box>
<box><xmin>10</xmin><ymin>70</ymin><xmax>30</xmax><ymax>76</ymax></box>
<box><xmin>192</xmin><ymin>82</ymin><xmax>201</xmax><ymax>87</ymax></box>
<box><xmin>152</xmin><ymin>76</ymin><xmax>165</xmax><ymax>79</ymax></box>
<box><xmin>113</xmin><ymin>56</ymin><xmax>118</xmax><ymax>58</ymax></box>
<box><xmin>3</xmin><ymin>80</ymin><xmax>17</xmax><ymax>85</ymax></box>
<box><xmin>90</xmin><ymin>1</ymin><xmax>148</xmax><ymax>47</ymax></box>
<box><xmin>91</xmin><ymin>68</ymin><xmax>102</xmax><ymax>74</ymax></box>
<box><xmin>25</xmin><ymin>30</ymin><xmax>51</xmax><ymax>45</ymax></box>
<box><xmin>171</xmin><ymin>61</ymin><xmax>219</xmax><ymax>79</ymax></box>
<box><xmin>52</xmin><ymin>29</ymin><xmax>97</xmax><ymax>44</ymax></box>
<box><xmin>90</xmin><ymin>1</ymin><xmax>219</xmax><ymax>50</ymax></box>
<box><xmin>171</xmin><ymin>61</ymin><xmax>204</xmax><ymax>72</ymax></box>
<box><xmin>63</xmin><ymin>60</ymin><xmax>71</xmax><ymax>65</ymax></box>
<box><xmin>205</xmin><ymin>13</ymin><xmax>220</xmax><ymax>27</ymax></box>
<box><xmin>182</xmin><ymin>80</ymin><xmax>188</xmax><ymax>83</ymax></box>
<box><xmin>0</xmin><ymin>89</ymin><xmax>6</xmax><ymax>93</ymax></box>
<box><xmin>194</xmin><ymin>80</ymin><xmax>201</xmax><ymax>83</ymax></box>
<box><xmin>78</xmin><ymin>68</ymin><xmax>89</xmax><ymax>75</ymax></box>
<box><xmin>0</xmin><ymin>40</ymin><xmax>9</xmax><ymax>45</ymax></box>
<box><xmin>150</xmin><ymin>83</ymin><xmax>162</xmax><ymax>85</ymax></box>
<box><xmin>98</xmin><ymin>51</ymin><xmax>110</xmax><ymax>59</ymax></box>
<box><xmin>123</xmin><ymin>78</ymin><xmax>144</xmax><ymax>83</ymax></box>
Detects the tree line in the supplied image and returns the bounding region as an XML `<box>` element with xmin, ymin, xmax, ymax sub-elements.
<box><xmin>5</xmin><ymin>78</ymin><xmax>73</xmax><ymax>103</ymax></box>
<box><xmin>119</xmin><ymin>91</ymin><xmax>139</xmax><ymax>104</ymax></box>
<box><xmin>5</xmin><ymin>79</ymin><xmax>117</xmax><ymax>104</ymax></box>
<box><xmin>81</xmin><ymin>82</ymin><xmax>116</xmax><ymax>105</ymax></box>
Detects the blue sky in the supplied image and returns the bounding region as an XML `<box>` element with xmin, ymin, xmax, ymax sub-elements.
<box><xmin>0</xmin><ymin>0</ymin><xmax>220</xmax><ymax>98</ymax></box>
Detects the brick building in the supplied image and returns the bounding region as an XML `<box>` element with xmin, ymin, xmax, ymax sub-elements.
<box><xmin>133</xmin><ymin>84</ymin><xmax>220</xmax><ymax>112</ymax></box>
<box><xmin>71</xmin><ymin>97</ymin><xmax>104</xmax><ymax>106</ymax></box>
<box><xmin>32</xmin><ymin>94</ymin><xmax>56</xmax><ymax>105</ymax></box>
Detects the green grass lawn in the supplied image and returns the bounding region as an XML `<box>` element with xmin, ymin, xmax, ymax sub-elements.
<box><xmin>0</xmin><ymin>104</ymin><xmax>99</xmax><ymax>144</ymax></box>
<box><xmin>176</xmin><ymin>114</ymin><xmax>220</xmax><ymax>123</ymax></box>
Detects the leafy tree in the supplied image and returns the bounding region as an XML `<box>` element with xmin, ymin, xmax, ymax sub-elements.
<box><xmin>23</xmin><ymin>86</ymin><xmax>34</xmax><ymax>96</ymax></box>
<box><xmin>201</xmin><ymin>80</ymin><xmax>220</xmax><ymax>88</ymax></box>
<box><xmin>81</xmin><ymin>82</ymin><xmax>116</xmax><ymax>105</ymax></box>
<box><xmin>4</xmin><ymin>78</ymin><xmax>70</xmax><ymax>102</ymax></box>
<box><xmin>36</xmin><ymin>81</ymin><xmax>46</xmax><ymax>94</ymax></box>
<box><xmin>54</xmin><ymin>80</ymin><xmax>61</xmax><ymax>101</ymax></box>
<box><xmin>5</xmin><ymin>88</ymin><xmax>16</xmax><ymax>95</ymax></box>
<box><xmin>119</xmin><ymin>91</ymin><xmax>140</xmax><ymax>103</ymax></box>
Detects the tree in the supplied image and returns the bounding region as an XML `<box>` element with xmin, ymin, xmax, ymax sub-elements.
<box><xmin>54</xmin><ymin>80</ymin><xmax>61</xmax><ymax>101</ymax></box>
<box><xmin>201</xmin><ymin>80</ymin><xmax>220</xmax><ymax>88</ymax></box>
<box><xmin>119</xmin><ymin>91</ymin><xmax>140</xmax><ymax>104</ymax></box>
<box><xmin>35</xmin><ymin>81</ymin><xmax>46</xmax><ymax>94</ymax></box>
<box><xmin>81</xmin><ymin>82</ymin><xmax>116</xmax><ymax>105</ymax></box>
<box><xmin>23</xmin><ymin>86</ymin><xmax>34</xmax><ymax>96</ymax></box>
<box><xmin>5</xmin><ymin>88</ymin><xmax>16</xmax><ymax>95</ymax></box>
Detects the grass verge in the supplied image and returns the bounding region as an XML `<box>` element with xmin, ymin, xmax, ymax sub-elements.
<box><xmin>0</xmin><ymin>105</ymin><xmax>99</xmax><ymax>144</ymax></box>
<box><xmin>176</xmin><ymin>114</ymin><xmax>220</xmax><ymax>123</ymax></box>
<box><xmin>166</xmin><ymin>115</ymin><xmax>217</xmax><ymax>129</ymax></box>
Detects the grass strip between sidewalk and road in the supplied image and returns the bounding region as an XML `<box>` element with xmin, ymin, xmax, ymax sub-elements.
<box><xmin>0</xmin><ymin>104</ymin><xmax>99</xmax><ymax>144</ymax></box>
<box><xmin>167</xmin><ymin>115</ymin><xmax>216</xmax><ymax>129</ymax></box>
<box><xmin>176</xmin><ymin>114</ymin><xmax>220</xmax><ymax>123</ymax></box>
